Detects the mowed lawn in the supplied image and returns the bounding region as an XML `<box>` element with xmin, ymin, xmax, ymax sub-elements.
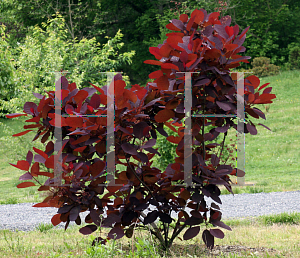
<box><xmin>0</xmin><ymin>70</ymin><xmax>300</xmax><ymax>204</ymax></box>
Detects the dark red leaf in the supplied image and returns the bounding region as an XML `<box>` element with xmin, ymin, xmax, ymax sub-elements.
<box><xmin>19</xmin><ymin>172</ymin><xmax>33</xmax><ymax>180</ymax></box>
<box><xmin>24</xmin><ymin>102</ymin><xmax>38</xmax><ymax>115</ymax></box>
<box><xmin>239</xmin><ymin>26</ymin><xmax>250</xmax><ymax>39</ymax></box>
<box><xmin>258</xmin><ymin>83</ymin><xmax>270</xmax><ymax>91</ymax></box>
<box><xmin>180</xmin><ymin>14</ymin><xmax>188</xmax><ymax>23</ymax></box>
<box><xmin>73</xmin><ymin>90</ymin><xmax>89</xmax><ymax>104</ymax></box>
<box><xmin>5</xmin><ymin>113</ymin><xmax>27</xmax><ymax>119</ymax></box>
<box><xmin>57</xmin><ymin>205</ymin><xmax>73</xmax><ymax>214</ymax></box>
<box><xmin>33</xmin><ymin>147</ymin><xmax>48</xmax><ymax>160</ymax></box>
<box><xmin>51</xmin><ymin>214</ymin><xmax>62</xmax><ymax>226</ymax></box>
<box><xmin>74</xmin><ymin>146</ymin><xmax>87</xmax><ymax>152</ymax></box>
<box><xmin>202</xmin><ymin>229</ymin><xmax>214</xmax><ymax>249</ymax></box>
<box><xmin>108</xmin><ymin>227</ymin><xmax>125</xmax><ymax>240</ymax></box>
<box><xmin>90</xmin><ymin>209</ymin><xmax>101</xmax><ymax>226</ymax></box>
<box><xmin>183</xmin><ymin>226</ymin><xmax>200</xmax><ymax>240</ymax></box>
<box><xmin>211</xmin><ymin>220</ymin><xmax>232</xmax><ymax>231</ymax></box>
<box><xmin>17</xmin><ymin>182</ymin><xmax>36</xmax><ymax>188</ymax></box>
<box><xmin>167</xmin><ymin>135</ymin><xmax>182</xmax><ymax>144</ymax></box>
<box><xmin>38</xmin><ymin>185</ymin><xmax>50</xmax><ymax>191</ymax></box>
<box><xmin>69</xmin><ymin>206</ymin><xmax>81</xmax><ymax>221</ymax></box>
<box><xmin>135</xmin><ymin>88</ymin><xmax>147</xmax><ymax>100</ymax></box>
<box><xmin>185</xmin><ymin>216</ymin><xmax>203</xmax><ymax>226</ymax></box>
<box><xmin>79</xmin><ymin>225</ymin><xmax>98</xmax><ymax>235</ymax></box>
<box><xmin>121</xmin><ymin>143</ymin><xmax>138</xmax><ymax>155</ymax></box>
<box><xmin>161</xmin><ymin>63</ymin><xmax>179</xmax><ymax>71</ymax></box>
<box><xmin>90</xmin><ymin>160</ymin><xmax>105</xmax><ymax>177</ymax></box>
<box><xmin>258</xmin><ymin>123</ymin><xmax>272</xmax><ymax>131</ymax></box>
<box><xmin>12</xmin><ymin>130</ymin><xmax>33</xmax><ymax>137</ymax></box>
<box><xmin>137</xmin><ymin>152</ymin><xmax>148</xmax><ymax>163</ymax></box>
<box><xmin>141</xmin><ymin>139</ymin><xmax>156</xmax><ymax>149</ymax></box>
<box><xmin>133</xmin><ymin>122</ymin><xmax>149</xmax><ymax>139</ymax></box>
<box><xmin>154</xmin><ymin>109</ymin><xmax>174</xmax><ymax>123</ymax></box>
<box><xmin>34</xmin><ymin>154</ymin><xmax>46</xmax><ymax>164</ymax></box>
<box><xmin>26</xmin><ymin>151</ymin><xmax>33</xmax><ymax>165</ymax></box>
<box><xmin>149</xmin><ymin>47</ymin><xmax>162</xmax><ymax>59</ymax></box>
<box><xmin>32</xmin><ymin>92</ymin><xmax>44</xmax><ymax>99</ymax></box>
<box><xmin>90</xmin><ymin>93</ymin><xmax>101</xmax><ymax>109</ymax></box>
<box><xmin>159</xmin><ymin>212</ymin><xmax>172</xmax><ymax>223</ymax></box>
<box><xmin>236</xmin><ymin>168</ymin><xmax>245</xmax><ymax>177</ymax></box>
<box><xmin>211</xmin><ymin>154</ymin><xmax>220</xmax><ymax>166</ymax></box>
<box><xmin>144</xmin><ymin>60</ymin><xmax>163</xmax><ymax>66</ymax></box>
<box><xmin>210</xmin><ymin>228</ymin><xmax>224</xmax><ymax>239</ymax></box>
<box><xmin>34</xmin><ymin>172</ymin><xmax>54</xmax><ymax>178</ymax></box>
<box><xmin>180</xmin><ymin>51</ymin><xmax>189</xmax><ymax>64</ymax></box>
<box><xmin>45</xmin><ymin>155</ymin><xmax>54</xmax><ymax>169</ymax></box>
<box><xmin>186</xmin><ymin>15</ymin><xmax>196</xmax><ymax>31</ymax></box>
<box><xmin>215</xmin><ymin>123</ymin><xmax>230</xmax><ymax>133</ymax></box>
<box><xmin>10</xmin><ymin>160</ymin><xmax>30</xmax><ymax>171</ymax></box>
<box><xmin>166</xmin><ymin>22</ymin><xmax>181</xmax><ymax>31</ymax></box>
<box><xmin>159</xmin><ymin>44</ymin><xmax>173</xmax><ymax>57</ymax></box>
<box><xmin>65</xmin><ymin>117</ymin><xmax>83</xmax><ymax>128</ymax></box>
<box><xmin>216</xmin><ymin>101</ymin><xmax>232</xmax><ymax>111</ymax></box>
<box><xmin>32</xmin><ymin>202</ymin><xmax>51</xmax><ymax>207</ymax></box>
<box><xmin>246</xmin><ymin>122</ymin><xmax>257</xmax><ymax>135</ymax></box>
<box><xmin>246</xmin><ymin>75</ymin><xmax>260</xmax><ymax>89</ymax></box>
<box><xmin>155</xmin><ymin>74</ymin><xmax>169</xmax><ymax>90</ymax></box>
<box><xmin>144</xmin><ymin>211</ymin><xmax>159</xmax><ymax>224</ymax></box>
<box><xmin>191</xmin><ymin>9</ymin><xmax>205</xmax><ymax>24</ymax></box>
<box><xmin>263</xmin><ymin>87</ymin><xmax>272</xmax><ymax>94</ymax></box>
<box><xmin>82</xmin><ymin>87</ymin><xmax>97</xmax><ymax>97</ymax></box>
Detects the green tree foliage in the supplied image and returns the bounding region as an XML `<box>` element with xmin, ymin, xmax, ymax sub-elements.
<box><xmin>0</xmin><ymin>15</ymin><xmax>135</xmax><ymax>117</ymax></box>
<box><xmin>227</xmin><ymin>0</ymin><xmax>300</xmax><ymax>66</ymax></box>
<box><xmin>1</xmin><ymin>0</ymin><xmax>300</xmax><ymax>86</ymax></box>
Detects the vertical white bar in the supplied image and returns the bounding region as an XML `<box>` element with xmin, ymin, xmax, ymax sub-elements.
<box><xmin>236</xmin><ymin>72</ymin><xmax>245</xmax><ymax>185</ymax></box>
<box><xmin>53</xmin><ymin>72</ymin><xmax>63</xmax><ymax>186</ymax></box>
<box><xmin>106</xmin><ymin>72</ymin><xmax>117</xmax><ymax>185</ymax></box>
<box><xmin>184</xmin><ymin>73</ymin><xmax>193</xmax><ymax>187</ymax></box>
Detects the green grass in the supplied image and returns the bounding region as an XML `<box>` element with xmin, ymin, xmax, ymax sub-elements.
<box><xmin>242</xmin><ymin>70</ymin><xmax>300</xmax><ymax>193</ymax></box>
<box><xmin>0</xmin><ymin>212</ymin><xmax>299</xmax><ymax>257</ymax></box>
<box><xmin>35</xmin><ymin>223</ymin><xmax>54</xmax><ymax>233</ymax></box>
<box><xmin>258</xmin><ymin>212</ymin><xmax>300</xmax><ymax>226</ymax></box>
<box><xmin>0</xmin><ymin>116</ymin><xmax>48</xmax><ymax>204</ymax></box>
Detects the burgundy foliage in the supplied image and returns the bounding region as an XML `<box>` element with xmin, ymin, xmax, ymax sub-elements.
<box><xmin>7</xmin><ymin>8</ymin><xmax>276</xmax><ymax>250</ymax></box>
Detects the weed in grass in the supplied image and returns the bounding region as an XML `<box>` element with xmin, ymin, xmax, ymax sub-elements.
<box><xmin>257</xmin><ymin>180</ymin><xmax>268</xmax><ymax>186</ymax></box>
<box><xmin>0</xmin><ymin>197</ymin><xmax>18</xmax><ymax>204</ymax></box>
<box><xmin>129</xmin><ymin>237</ymin><xmax>160</xmax><ymax>257</ymax></box>
<box><xmin>247</xmin><ymin>186</ymin><xmax>265</xmax><ymax>194</ymax></box>
<box><xmin>36</xmin><ymin>223</ymin><xmax>54</xmax><ymax>233</ymax></box>
<box><xmin>3</xmin><ymin>230</ymin><xmax>24</xmax><ymax>254</ymax></box>
<box><xmin>221</xmin><ymin>186</ymin><xmax>243</xmax><ymax>195</ymax></box>
<box><xmin>85</xmin><ymin>239</ymin><xmax>125</xmax><ymax>257</ymax></box>
<box><xmin>259</xmin><ymin>212</ymin><xmax>300</xmax><ymax>226</ymax></box>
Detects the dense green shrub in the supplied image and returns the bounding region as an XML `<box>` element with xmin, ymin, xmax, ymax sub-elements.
<box><xmin>288</xmin><ymin>43</ymin><xmax>300</xmax><ymax>69</ymax></box>
<box><xmin>252</xmin><ymin>57</ymin><xmax>280</xmax><ymax>77</ymax></box>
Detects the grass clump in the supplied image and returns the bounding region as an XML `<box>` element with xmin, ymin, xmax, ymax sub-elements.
<box><xmin>259</xmin><ymin>212</ymin><xmax>300</xmax><ymax>226</ymax></box>
<box><xmin>35</xmin><ymin>223</ymin><xmax>54</xmax><ymax>233</ymax></box>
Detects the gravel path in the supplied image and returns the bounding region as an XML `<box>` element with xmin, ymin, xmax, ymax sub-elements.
<box><xmin>1</xmin><ymin>191</ymin><xmax>300</xmax><ymax>232</ymax></box>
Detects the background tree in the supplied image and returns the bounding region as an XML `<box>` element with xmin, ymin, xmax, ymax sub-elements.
<box><xmin>0</xmin><ymin>15</ymin><xmax>134</xmax><ymax>117</ymax></box>
<box><xmin>1</xmin><ymin>0</ymin><xmax>300</xmax><ymax>87</ymax></box>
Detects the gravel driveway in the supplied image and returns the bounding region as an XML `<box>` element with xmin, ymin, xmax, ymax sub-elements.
<box><xmin>1</xmin><ymin>191</ymin><xmax>300</xmax><ymax>232</ymax></box>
